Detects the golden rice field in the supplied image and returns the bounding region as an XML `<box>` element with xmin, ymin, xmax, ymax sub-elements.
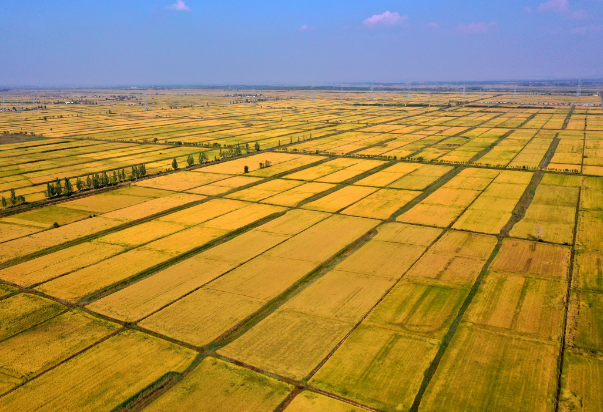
<box><xmin>0</xmin><ymin>89</ymin><xmax>602</xmax><ymax>411</ymax></box>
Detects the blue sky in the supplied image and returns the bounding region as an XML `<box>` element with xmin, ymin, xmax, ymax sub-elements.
<box><xmin>1</xmin><ymin>0</ymin><xmax>602</xmax><ymax>86</ymax></box>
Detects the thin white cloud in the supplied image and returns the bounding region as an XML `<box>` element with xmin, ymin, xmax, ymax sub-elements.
<box><xmin>167</xmin><ymin>0</ymin><xmax>191</xmax><ymax>11</ymax></box>
<box><xmin>456</xmin><ymin>22</ymin><xmax>497</xmax><ymax>35</ymax></box>
<box><xmin>299</xmin><ymin>25</ymin><xmax>317</xmax><ymax>31</ymax></box>
<box><xmin>571</xmin><ymin>25</ymin><xmax>602</xmax><ymax>33</ymax></box>
<box><xmin>363</xmin><ymin>11</ymin><xmax>408</xmax><ymax>27</ymax></box>
<box><xmin>426</xmin><ymin>22</ymin><xmax>441</xmax><ymax>30</ymax></box>
<box><xmin>538</xmin><ymin>0</ymin><xmax>570</xmax><ymax>13</ymax></box>
<box><xmin>571</xmin><ymin>9</ymin><xmax>589</xmax><ymax>20</ymax></box>
<box><xmin>524</xmin><ymin>7</ymin><xmax>533</xmax><ymax>13</ymax></box>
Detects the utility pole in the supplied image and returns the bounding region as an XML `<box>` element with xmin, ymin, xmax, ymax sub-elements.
<box><xmin>513</xmin><ymin>86</ymin><xmax>517</xmax><ymax>99</ymax></box>
<box><xmin>576</xmin><ymin>79</ymin><xmax>582</xmax><ymax>97</ymax></box>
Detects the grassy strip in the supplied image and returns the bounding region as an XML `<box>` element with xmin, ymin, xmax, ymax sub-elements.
<box><xmin>561</xmin><ymin>106</ymin><xmax>575</xmax><ymax>130</ymax></box>
<box><xmin>540</xmin><ymin>134</ymin><xmax>561</xmax><ymax>169</ymax></box>
<box><xmin>553</xmin><ymin>187</ymin><xmax>582</xmax><ymax>412</ymax></box>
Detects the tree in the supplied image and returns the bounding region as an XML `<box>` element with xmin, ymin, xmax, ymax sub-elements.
<box><xmin>140</xmin><ymin>164</ymin><xmax>146</xmax><ymax>176</ymax></box>
<box><xmin>198</xmin><ymin>152</ymin><xmax>206</xmax><ymax>164</ymax></box>
<box><xmin>255</xmin><ymin>142</ymin><xmax>260</xmax><ymax>151</ymax></box>
<box><xmin>187</xmin><ymin>154</ymin><xmax>194</xmax><ymax>167</ymax></box>
<box><xmin>17</xmin><ymin>195</ymin><xmax>25</xmax><ymax>205</ymax></box>
<box><xmin>244</xmin><ymin>165</ymin><xmax>249</xmax><ymax>173</ymax></box>
<box><xmin>76</xmin><ymin>177</ymin><xmax>84</xmax><ymax>191</ymax></box>
<box><xmin>64</xmin><ymin>177</ymin><xmax>73</xmax><ymax>196</ymax></box>
<box><xmin>132</xmin><ymin>165</ymin><xmax>139</xmax><ymax>179</ymax></box>
<box><xmin>1</xmin><ymin>197</ymin><xmax>6</xmax><ymax>208</ymax></box>
<box><xmin>10</xmin><ymin>189</ymin><xmax>16</xmax><ymax>205</ymax></box>
<box><xmin>111</xmin><ymin>170</ymin><xmax>118</xmax><ymax>185</ymax></box>
<box><xmin>86</xmin><ymin>175</ymin><xmax>92</xmax><ymax>189</ymax></box>
<box><xmin>102</xmin><ymin>172</ymin><xmax>109</xmax><ymax>186</ymax></box>
<box><xmin>46</xmin><ymin>182</ymin><xmax>54</xmax><ymax>198</ymax></box>
<box><xmin>172</xmin><ymin>158</ymin><xmax>178</xmax><ymax>170</ymax></box>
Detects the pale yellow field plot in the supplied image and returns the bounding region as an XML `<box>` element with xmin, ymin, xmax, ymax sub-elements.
<box><xmin>0</xmin><ymin>330</ymin><xmax>195</xmax><ymax>412</ymax></box>
<box><xmin>560</xmin><ymin>353</ymin><xmax>603</xmax><ymax>412</ymax></box>
<box><xmin>491</xmin><ymin>238</ymin><xmax>571</xmax><ymax>279</ymax></box>
<box><xmin>226</xmin><ymin>179</ymin><xmax>303</xmax><ymax>202</ymax></box>
<box><xmin>0</xmin><ymin>311</ymin><xmax>120</xmax><ymax>394</ymax></box>
<box><xmin>341</xmin><ymin>188</ymin><xmax>420</xmax><ymax>220</ymax></box>
<box><xmin>36</xmin><ymin>248</ymin><xmax>171</xmax><ymax>302</ymax></box>
<box><xmin>0</xmin><ymin>241</ymin><xmax>125</xmax><ymax>287</ymax></box>
<box><xmin>187</xmin><ymin>175</ymin><xmax>263</xmax><ymax>195</ymax></box>
<box><xmin>145</xmin><ymin>357</ymin><xmax>293</xmax><ymax>412</ymax></box>
<box><xmin>310</xmin><ymin>324</ymin><xmax>439</xmax><ymax>412</ymax></box>
<box><xmin>285</xmin><ymin>391</ymin><xmax>366</xmax><ymax>412</ymax></box>
<box><xmin>302</xmin><ymin>185</ymin><xmax>377</xmax><ymax>213</ymax></box>
<box><xmin>261</xmin><ymin>182</ymin><xmax>335</xmax><ymax>207</ymax></box>
<box><xmin>135</xmin><ymin>171</ymin><xmax>228</xmax><ymax>191</ymax></box>
<box><xmin>0</xmin><ymin>294</ymin><xmax>65</xmax><ymax>341</ymax></box>
<box><xmin>218</xmin><ymin>310</ymin><xmax>352</xmax><ymax>380</ymax></box>
<box><xmin>465</xmin><ymin>271</ymin><xmax>566</xmax><ymax>341</ymax></box>
<box><xmin>420</xmin><ymin>325</ymin><xmax>558</xmax><ymax>412</ymax></box>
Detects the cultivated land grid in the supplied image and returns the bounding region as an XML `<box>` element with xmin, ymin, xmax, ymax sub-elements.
<box><xmin>0</xmin><ymin>91</ymin><xmax>602</xmax><ymax>411</ymax></box>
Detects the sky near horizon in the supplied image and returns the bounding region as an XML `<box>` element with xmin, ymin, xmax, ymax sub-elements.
<box><xmin>1</xmin><ymin>0</ymin><xmax>602</xmax><ymax>86</ymax></box>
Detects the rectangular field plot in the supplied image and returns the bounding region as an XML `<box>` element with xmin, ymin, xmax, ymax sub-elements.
<box><xmin>397</xmin><ymin>168</ymin><xmax>503</xmax><ymax>227</ymax></box>
<box><xmin>0</xmin><ymin>294</ymin><xmax>65</xmax><ymax>341</ymax></box>
<box><xmin>491</xmin><ymin>238</ymin><xmax>571</xmax><ymax>279</ymax></box>
<box><xmin>464</xmin><ymin>271</ymin><xmax>566</xmax><ymax>341</ymax></box>
<box><xmin>510</xmin><ymin>183</ymin><xmax>579</xmax><ymax>244</ymax></box>
<box><xmin>226</xmin><ymin>179</ymin><xmax>303</xmax><ymax>202</ymax></box>
<box><xmin>201</xmin><ymin>152</ymin><xmax>324</xmax><ymax>176</ymax></box>
<box><xmin>453</xmin><ymin>171</ymin><xmax>532</xmax><ymax>234</ymax></box>
<box><xmin>0</xmin><ymin>330</ymin><xmax>196</xmax><ymax>412</ymax></box>
<box><xmin>301</xmin><ymin>185</ymin><xmax>378</xmax><ymax>213</ymax></box>
<box><xmin>145</xmin><ymin>357</ymin><xmax>292</xmax><ymax>412</ymax></box>
<box><xmin>341</xmin><ymin>188</ymin><xmax>420</xmax><ymax>219</ymax></box>
<box><xmin>219</xmin><ymin>310</ymin><xmax>352</xmax><ymax>380</ymax></box>
<box><xmin>0</xmin><ymin>311</ymin><xmax>119</xmax><ymax>394</ymax></box>
<box><xmin>560</xmin><ymin>353</ymin><xmax>603</xmax><ymax>412</ymax></box>
<box><xmin>186</xmin><ymin>175</ymin><xmax>263</xmax><ymax>195</ymax></box>
<box><xmin>261</xmin><ymin>182</ymin><xmax>335</xmax><ymax>206</ymax></box>
<box><xmin>573</xmin><ymin>250</ymin><xmax>603</xmax><ymax>292</ymax></box>
<box><xmin>283</xmin><ymin>158</ymin><xmax>385</xmax><ymax>183</ymax></box>
<box><xmin>310</xmin><ymin>324</ymin><xmax>438</xmax><ymax>412</ymax></box>
<box><xmin>285</xmin><ymin>391</ymin><xmax>366</xmax><ymax>412</ymax></box>
<box><xmin>134</xmin><ymin>171</ymin><xmax>228</xmax><ymax>191</ymax></box>
<box><xmin>570</xmin><ymin>291</ymin><xmax>603</xmax><ymax>352</ymax></box>
<box><xmin>0</xmin><ymin>241</ymin><xmax>125</xmax><ymax>287</ymax></box>
<box><xmin>420</xmin><ymin>325</ymin><xmax>558</xmax><ymax>412</ymax></box>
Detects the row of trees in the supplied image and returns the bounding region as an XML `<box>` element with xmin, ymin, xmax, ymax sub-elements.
<box><xmin>1</xmin><ymin>189</ymin><xmax>25</xmax><ymax>209</ymax></box>
<box><xmin>172</xmin><ymin>152</ymin><xmax>210</xmax><ymax>170</ymax></box>
<box><xmin>45</xmin><ymin>164</ymin><xmax>147</xmax><ymax>199</ymax></box>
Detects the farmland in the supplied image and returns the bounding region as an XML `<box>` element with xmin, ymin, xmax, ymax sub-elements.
<box><xmin>1</xmin><ymin>88</ymin><xmax>603</xmax><ymax>411</ymax></box>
